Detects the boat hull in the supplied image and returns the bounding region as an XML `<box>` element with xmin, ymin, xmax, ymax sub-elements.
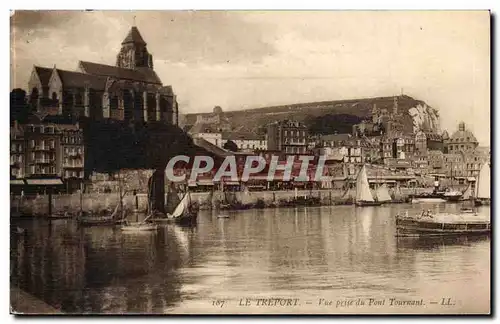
<box><xmin>411</xmin><ymin>198</ymin><xmax>447</xmax><ymax>203</ymax></box>
<box><xmin>396</xmin><ymin>216</ymin><xmax>490</xmax><ymax>237</ymax></box>
<box><xmin>121</xmin><ymin>223</ymin><xmax>158</xmax><ymax>232</ymax></box>
<box><xmin>355</xmin><ymin>201</ymin><xmax>382</xmax><ymax>207</ymax></box>
<box><xmin>475</xmin><ymin>199</ymin><xmax>491</xmax><ymax>207</ymax></box>
<box><xmin>78</xmin><ymin>215</ymin><xmax>121</xmax><ymax>226</ymax></box>
<box><xmin>444</xmin><ymin>195</ymin><xmax>463</xmax><ymax>202</ymax></box>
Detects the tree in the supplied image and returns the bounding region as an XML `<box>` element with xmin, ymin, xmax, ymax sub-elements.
<box><xmin>80</xmin><ymin>118</ymin><xmax>201</xmax><ymax>213</ymax></box>
<box><xmin>223</xmin><ymin>140</ymin><xmax>238</xmax><ymax>152</ymax></box>
<box><xmin>10</xmin><ymin>88</ymin><xmax>31</xmax><ymax>123</ymax></box>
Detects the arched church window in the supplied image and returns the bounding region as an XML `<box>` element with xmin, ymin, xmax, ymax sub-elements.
<box><xmin>52</xmin><ymin>92</ymin><xmax>58</xmax><ymax>101</ymax></box>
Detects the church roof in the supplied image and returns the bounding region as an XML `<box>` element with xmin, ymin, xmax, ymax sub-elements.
<box><xmin>57</xmin><ymin>69</ymin><xmax>108</xmax><ymax>90</ymax></box>
<box><xmin>34</xmin><ymin>66</ymin><xmax>53</xmax><ymax>86</ymax></box>
<box><xmin>122</xmin><ymin>26</ymin><xmax>147</xmax><ymax>45</ymax></box>
<box><xmin>79</xmin><ymin>61</ymin><xmax>162</xmax><ymax>85</ymax></box>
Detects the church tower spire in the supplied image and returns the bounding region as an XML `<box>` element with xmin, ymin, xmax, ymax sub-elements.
<box><xmin>116</xmin><ymin>25</ymin><xmax>154</xmax><ymax>70</ymax></box>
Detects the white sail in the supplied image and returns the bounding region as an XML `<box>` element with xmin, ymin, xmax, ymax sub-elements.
<box><xmin>171</xmin><ymin>193</ymin><xmax>189</xmax><ymax>218</ymax></box>
<box><xmin>393</xmin><ymin>186</ymin><xmax>403</xmax><ymax>200</ymax></box>
<box><xmin>375</xmin><ymin>184</ymin><xmax>392</xmax><ymax>202</ymax></box>
<box><xmin>461</xmin><ymin>183</ymin><xmax>472</xmax><ymax>200</ymax></box>
<box><xmin>356</xmin><ymin>165</ymin><xmax>374</xmax><ymax>202</ymax></box>
<box><xmin>476</xmin><ymin>163</ymin><xmax>490</xmax><ymax>199</ymax></box>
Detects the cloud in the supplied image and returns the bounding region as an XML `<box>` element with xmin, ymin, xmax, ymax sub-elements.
<box><xmin>10</xmin><ymin>10</ymin><xmax>490</xmax><ymax>145</ymax></box>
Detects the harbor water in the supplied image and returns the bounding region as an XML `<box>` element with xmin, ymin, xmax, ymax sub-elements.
<box><xmin>10</xmin><ymin>203</ymin><xmax>490</xmax><ymax>314</ymax></box>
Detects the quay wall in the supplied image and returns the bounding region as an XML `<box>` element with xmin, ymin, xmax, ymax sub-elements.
<box><xmin>11</xmin><ymin>188</ymin><xmax>433</xmax><ymax>216</ymax></box>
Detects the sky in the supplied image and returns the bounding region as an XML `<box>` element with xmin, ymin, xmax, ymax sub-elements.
<box><xmin>10</xmin><ymin>10</ymin><xmax>490</xmax><ymax>145</ymax></box>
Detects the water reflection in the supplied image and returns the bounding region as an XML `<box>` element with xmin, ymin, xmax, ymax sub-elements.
<box><xmin>11</xmin><ymin>203</ymin><xmax>490</xmax><ymax>314</ymax></box>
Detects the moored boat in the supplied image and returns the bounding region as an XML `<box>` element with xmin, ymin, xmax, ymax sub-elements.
<box><xmin>443</xmin><ymin>190</ymin><xmax>463</xmax><ymax>202</ymax></box>
<box><xmin>409</xmin><ymin>192</ymin><xmax>446</xmax><ymax>203</ymax></box>
<box><xmin>395</xmin><ymin>210</ymin><xmax>490</xmax><ymax>237</ymax></box>
<box><xmin>355</xmin><ymin>165</ymin><xmax>382</xmax><ymax>207</ymax></box>
<box><xmin>121</xmin><ymin>222</ymin><xmax>158</xmax><ymax>232</ymax></box>
<box><xmin>166</xmin><ymin>191</ymin><xmax>199</xmax><ymax>226</ymax></box>
<box><xmin>474</xmin><ymin>162</ymin><xmax>490</xmax><ymax>206</ymax></box>
<box><xmin>375</xmin><ymin>184</ymin><xmax>392</xmax><ymax>204</ymax></box>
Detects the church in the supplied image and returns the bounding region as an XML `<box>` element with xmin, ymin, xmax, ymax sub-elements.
<box><xmin>27</xmin><ymin>25</ymin><xmax>179</xmax><ymax>125</ymax></box>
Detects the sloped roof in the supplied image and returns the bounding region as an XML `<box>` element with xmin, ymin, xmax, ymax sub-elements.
<box><xmin>189</xmin><ymin>123</ymin><xmax>221</xmax><ymax>134</ymax></box>
<box><xmin>79</xmin><ymin>61</ymin><xmax>162</xmax><ymax>85</ymax></box>
<box><xmin>122</xmin><ymin>26</ymin><xmax>147</xmax><ymax>45</ymax></box>
<box><xmin>57</xmin><ymin>69</ymin><xmax>108</xmax><ymax>90</ymax></box>
<box><xmin>193</xmin><ymin>138</ymin><xmax>231</xmax><ymax>157</ymax></box>
<box><xmin>320</xmin><ymin>133</ymin><xmax>352</xmax><ymax>142</ymax></box>
<box><xmin>449</xmin><ymin>129</ymin><xmax>478</xmax><ymax>143</ymax></box>
<box><xmin>34</xmin><ymin>66</ymin><xmax>53</xmax><ymax>86</ymax></box>
<box><xmin>222</xmin><ymin>131</ymin><xmax>265</xmax><ymax>141</ymax></box>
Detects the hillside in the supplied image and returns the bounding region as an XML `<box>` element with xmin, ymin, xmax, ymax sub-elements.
<box><xmin>184</xmin><ymin>95</ymin><xmax>440</xmax><ymax>135</ymax></box>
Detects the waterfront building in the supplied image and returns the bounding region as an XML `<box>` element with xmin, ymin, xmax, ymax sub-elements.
<box><xmin>27</xmin><ymin>25</ymin><xmax>179</xmax><ymax>125</ymax></box>
<box><xmin>320</xmin><ymin>133</ymin><xmax>352</xmax><ymax>148</ymax></box>
<box><xmin>266</xmin><ymin>120</ymin><xmax>308</xmax><ymax>154</ymax></box>
<box><xmin>464</xmin><ymin>147</ymin><xmax>490</xmax><ymax>178</ymax></box>
<box><xmin>23</xmin><ymin>116</ymin><xmax>62</xmax><ymax>179</ymax></box>
<box><xmin>9</xmin><ymin>114</ymin><xmax>85</xmax><ymax>192</ymax></box>
<box><xmin>414</xmin><ymin>131</ymin><xmax>444</xmax><ymax>152</ymax></box>
<box><xmin>59</xmin><ymin>123</ymin><xmax>85</xmax><ymax>192</ymax></box>
<box><xmin>10</xmin><ymin>122</ymin><xmax>25</xmax><ymax>180</ymax></box>
<box><xmin>391</xmin><ymin>135</ymin><xmax>415</xmax><ymax>159</ymax></box>
<box><xmin>188</xmin><ymin>123</ymin><xmax>223</xmax><ymax>147</ymax></box>
<box><xmin>444</xmin><ymin>122</ymin><xmax>479</xmax><ymax>154</ymax></box>
<box><xmin>221</xmin><ymin>131</ymin><xmax>267</xmax><ymax>151</ymax></box>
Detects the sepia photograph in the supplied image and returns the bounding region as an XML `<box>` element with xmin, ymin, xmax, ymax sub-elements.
<box><xmin>8</xmin><ymin>10</ymin><xmax>491</xmax><ymax>315</ymax></box>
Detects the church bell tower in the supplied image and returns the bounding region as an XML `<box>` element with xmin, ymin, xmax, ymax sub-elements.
<box><xmin>116</xmin><ymin>26</ymin><xmax>154</xmax><ymax>70</ymax></box>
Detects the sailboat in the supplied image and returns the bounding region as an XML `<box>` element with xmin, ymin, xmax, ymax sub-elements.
<box><xmin>150</xmin><ymin>183</ymin><xmax>182</xmax><ymax>225</ymax></box>
<box><xmin>167</xmin><ymin>191</ymin><xmax>199</xmax><ymax>226</ymax></box>
<box><xmin>475</xmin><ymin>162</ymin><xmax>490</xmax><ymax>206</ymax></box>
<box><xmin>355</xmin><ymin>165</ymin><xmax>382</xmax><ymax>207</ymax></box>
<box><xmin>460</xmin><ymin>182</ymin><xmax>473</xmax><ymax>201</ymax></box>
<box><xmin>375</xmin><ymin>183</ymin><xmax>392</xmax><ymax>204</ymax></box>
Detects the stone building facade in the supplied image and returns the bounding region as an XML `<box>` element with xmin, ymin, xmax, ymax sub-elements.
<box><xmin>27</xmin><ymin>26</ymin><xmax>179</xmax><ymax>125</ymax></box>
<box><xmin>9</xmin><ymin>114</ymin><xmax>85</xmax><ymax>192</ymax></box>
<box><xmin>267</xmin><ymin>120</ymin><xmax>308</xmax><ymax>154</ymax></box>
<box><xmin>444</xmin><ymin>122</ymin><xmax>479</xmax><ymax>154</ymax></box>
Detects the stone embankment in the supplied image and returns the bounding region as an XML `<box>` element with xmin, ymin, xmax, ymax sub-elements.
<box><xmin>11</xmin><ymin>188</ymin><xmax>432</xmax><ymax>217</ymax></box>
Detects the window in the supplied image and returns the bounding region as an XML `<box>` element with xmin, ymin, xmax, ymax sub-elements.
<box><xmin>31</xmin><ymin>152</ymin><xmax>35</xmax><ymax>160</ymax></box>
<box><xmin>30</xmin><ymin>140</ymin><xmax>35</xmax><ymax>148</ymax></box>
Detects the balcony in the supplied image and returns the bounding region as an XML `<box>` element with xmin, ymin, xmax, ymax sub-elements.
<box><xmin>63</xmin><ymin>163</ymin><xmax>83</xmax><ymax>169</ymax></box>
<box><xmin>33</xmin><ymin>146</ymin><xmax>55</xmax><ymax>151</ymax></box>
<box><xmin>34</xmin><ymin>159</ymin><xmax>53</xmax><ymax>164</ymax></box>
<box><xmin>66</xmin><ymin>151</ymin><xmax>82</xmax><ymax>157</ymax></box>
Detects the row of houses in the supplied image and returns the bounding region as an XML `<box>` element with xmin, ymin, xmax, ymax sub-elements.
<box><xmin>10</xmin><ymin>115</ymin><xmax>85</xmax><ymax>193</ymax></box>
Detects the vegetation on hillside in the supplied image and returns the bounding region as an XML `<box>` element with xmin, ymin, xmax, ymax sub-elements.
<box><xmin>305</xmin><ymin>113</ymin><xmax>364</xmax><ymax>135</ymax></box>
